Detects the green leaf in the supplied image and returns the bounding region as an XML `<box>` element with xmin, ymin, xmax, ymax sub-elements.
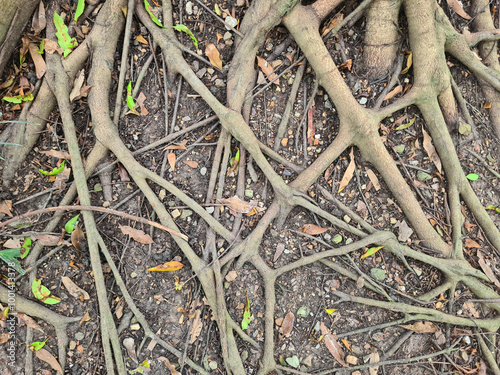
<box><xmin>394</xmin><ymin>116</ymin><xmax>415</xmax><ymax>131</ymax></box>
<box><xmin>39</xmin><ymin>160</ymin><xmax>65</xmax><ymax>176</ymax></box>
<box><xmin>21</xmin><ymin>237</ymin><xmax>32</xmax><ymax>259</ymax></box>
<box><xmin>29</xmin><ymin>338</ymin><xmax>48</xmax><ymax>351</ymax></box>
<box><xmin>2</xmin><ymin>94</ymin><xmax>34</xmax><ymax>103</ymax></box>
<box><xmin>64</xmin><ymin>214</ymin><xmax>80</xmax><ymax>234</ymax></box>
<box><xmin>466</xmin><ymin>173</ymin><xmax>479</xmax><ymax>181</ymax></box>
<box><xmin>360</xmin><ymin>245</ymin><xmax>384</xmax><ymax>260</ymax></box>
<box><xmin>325</xmin><ymin>308</ymin><xmax>338</xmax><ymax>315</ymax></box>
<box><xmin>486</xmin><ymin>205</ymin><xmax>500</xmax><ymax>214</ymax></box>
<box><xmin>214</xmin><ymin>4</ymin><xmax>222</xmax><ymax>15</ymax></box>
<box><xmin>54</xmin><ymin>12</ymin><xmax>78</xmax><ymax>57</ymax></box>
<box><xmin>297</xmin><ymin>306</ymin><xmax>310</xmax><ymax>317</ymax></box>
<box><xmin>126</xmin><ymin>81</ymin><xmax>139</xmax><ymax>115</ymax></box>
<box><xmin>285</xmin><ymin>356</ymin><xmax>300</xmax><ymax>368</ymax></box>
<box><xmin>74</xmin><ymin>0</ymin><xmax>85</xmax><ymax>22</ymax></box>
<box><xmin>32</xmin><ymin>278</ymin><xmax>61</xmax><ymax>304</ymax></box>
<box><xmin>172</xmin><ymin>24</ymin><xmax>198</xmax><ymax>49</ymax></box>
<box><xmin>0</xmin><ymin>248</ymin><xmax>22</xmax><ymax>257</ymax></box>
<box><xmin>0</xmin><ymin>253</ymin><xmax>25</xmax><ymax>274</ymax></box>
<box><xmin>144</xmin><ymin>0</ymin><xmax>164</xmax><ymax>28</ymax></box>
<box><xmin>241</xmin><ymin>291</ymin><xmax>251</xmax><ymax>330</ymax></box>
<box><xmin>38</xmin><ymin>40</ymin><xmax>45</xmax><ymax>54</ymax></box>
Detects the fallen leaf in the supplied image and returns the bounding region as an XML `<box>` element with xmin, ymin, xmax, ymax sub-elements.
<box><xmin>189</xmin><ymin>309</ymin><xmax>203</xmax><ymax>343</ymax></box>
<box><xmin>39</xmin><ymin>149</ymin><xmax>71</xmax><ymax>159</ymax></box>
<box><xmin>447</xmin><ymin>0</ymin><xmax>471</xmax><ymax>19</ymax></box>
<box><xmin>400</xmin><ymin>321</ymin><xmax>439</xmax><ymax>333</ymax></box>
<box><xmin>369</xmin><ymin>350</ymin><xmax>380</xmax><ymax>375</ymax></box>
<box><xmin>366</xmin><ymin>169</ymin><xmax>381</xmax><ymax>191</ymax></box>
<box><xmin>273</xmin><ymin>243</ymin><xmax>285</xmax><ymax>262</ymax></box>
<box><xmin>167</xmin><ymin>152</ymin><xmax>176</xmax><ymax>170</ymax></box>
<box><xmin>219</xmin><ymin>196</ymin><xmax>260</xmax><ymax>215</ymax></box>
<box><xmin>477</xmin><ymin>250</ymin><xmax>500</xmax><ymax>288</ymax></box>
<box><xmin>32</xmin><ymin>1</ymin><xmax>47</xmax><ymax>34</ymax></box>
<box><xmin>123</xmin><ymin>337</ymin><xmax>138</xmax><ymax>363</ymax></box>
<box><xmin>117</xmin><ymin>163</ymin><xmax>130</xmax><ymax>182</ymax></box>
<box><xmin>383</xmin><ymin>85</ymin><xmax>402</xmax><ymax>101</ymax></box>
<box><xmin>119</xmin><ymin>225</ymin><xmax>154</xmax><ymax>244</ymax></box>
<box><xmin>299</xmin><ymin>224</ymin><xmax>328</xmax><ymax>235</ymax></box>
<box><xmin>256</xmin><ymin>56</ymin><xmax>279</xmax><ymax>85</ymax></box>
<box><xmin>183</xmin><ymin>160</ymin><xmax>198</xmax><ymax>168</ymax></box>
<box><xmin>148</xmin><ymin>260</ymin><xmax>184</xmax><ymax>272</ymax></box>
<box><xmin>463</xmin><ymin>301</ymin><xmax>480</xmax><ymax>318</ymax></box>
<box><xmin>320</xmin><ymin>322</ymin><xmax>347</xmax><ymax>367</ymax></box>
<box><xmin>205</xmin><ymin>43</ymin><xmax>222</xmax><ymax>70</ymax></box>
<box><xmin>158</xmin><ymin>356</ymin><xmax>181</xmax><ymax>375</ymax></box>
<box><xmin>225</xmin><ymin>270</ymin><xmax>238</xmax><ymax>282</ymax></box>
<box><xmin>43</xmin><ymin>39</ymin><xmax>63</xmax><ymax>55</ymax></box>
<box><xmin>70</xmin><ymin>69</ymin><xmax>85</xmax><ymax>102</ymax></box>
<box><xmin>29</xmin><ymin>43</ymin><xmax>46</xmax><ymax>79</ymax></box>
<box><xmin>241</xmin><ymin>291</ymin><xmax>251</xmax><ymax>330</ymax></box>
<box><xmin>165</xmin><ymin>140</ymin><xmax>188</xmax><ymax>150</ymax></box>
<box><xmin>34</xmin><ymin>348</ymin><xmax>63</xmax><ymax>373</ymax></box>
<box><xmin>422</xmin><ymin>128</ymin><xmax>442</xmax><ymax>173</ymax></box>
<box><xmin>62</xmin><ymin>276</ymin><xmax>90</xmax><ymax>301</ymax></box>
<box><xmin>360</xmin><ymin>246</ymin><xmax>383</xmax><ymax>260</ymax></box>
<box><xmin>464</xmin><ymin>238</ymin><xmax>481</xmax><ymax>248</ymax></box>
<box><xmin>338</xmin><ymin>148</ymin><xmax>355</xmax><ymax>193</ymax></box>
<box><xmin>401</xmin><ymin>51</ymin><xmax>413</xmax><ymax>74</ymax></box>
<box><xmin>0</xmin><ymin>200</ymin><xmax>13</xmax><ymax>216</ymax></box>
<box><xmin>0</xmin><ymin>333</ymin><xmax>9</xmax><ymax>344</ymax></box>
<box><xmin>136</xmin><ymin>91</ymin><xmax>148</xmax><ymax>115</ymax></box>
<box><xmin>18</xmin><ymin>313</ymin><xmax>44</xmax><ymax>332</ymax></box>
<box><xmin>307</xmin><ymin>101</ymin><xmax>315</xmax><ymax>145</ymax></box>
<box><xmin>278</xmin><ymin>312</ymin><xmax>294</xmax><ymax>342</ymax></box>
<box><xmin>396</xmin><ymin>220</ymin><xmax>414</xmax><ymax>242</ymax></box>
<box><xmin>136</xmin><ymin>35</ymin><xmax>148</xmax><ymax>44</ymax></box>
<box><xmin>71</xmin><ymin>226</ymin><xmax>85</xmax><ymax>250</ymax></box>
<box><xmin>321</xmin><ymin>12</ymin><xmax>343</xmax><ymax>36</ymax></box>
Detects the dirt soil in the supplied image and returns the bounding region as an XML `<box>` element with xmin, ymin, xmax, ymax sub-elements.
<box><xmin>0</xmin><ymin>0</ymin><xmax>499</xmax><ymax>375</ymax></box>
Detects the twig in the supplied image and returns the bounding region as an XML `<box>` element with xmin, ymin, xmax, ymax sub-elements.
<box><xmin>192</xmin><ymin>0</ymin><xmax>244</xmax><ymax>38</ymax></box>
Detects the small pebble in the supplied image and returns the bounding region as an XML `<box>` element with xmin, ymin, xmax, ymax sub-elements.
<box><xmin>74</xmin><ymin>332</ymin><xmax>84</xmax><ymax>341</ymax></box>
<box><xmin>180</xmin><ymin>209</ymin><xmax>192</xmax><ymax>219</ymax></box>
<box><xmin>245</xmin><ymin>189</ymin><xmax>254</xmax><ymax>198</ymax></box>
<box><xmin>205</xmin><ymin>206</ymin><xmax>215</xmax><ymax>214</ymax></box>
<box><xmin>215</xmin><ymin>79</ymin><xmax>225</xmax><ymax>87</ymax></box>
<box><xmin>223</xmin><ymin>31</ymin><xmax>232</xmax><ymax>41</ymax></box>
<box><xmin>200</xmin><ymin>167</ymin><xmax>207</xmax><ymax>176</ymax></box>
<box><xmin>171</xmin><ymin>209</ymin><xmax>181</xmax><ymax>218</ymax></box>
<box><xmin>185</xmin><ymin>1</ymin><xmax>193</xmax><ymax>15</ymax></box>
<box><xmin>359</xmin><ymin>97</ymin><xmax>368</xmax><ymax>105</ymax></box>
<box><xmin>207</xmin><ymin>68</ymin><xmax>215</xmax><ymax>75</ymax></box>
<box><xmin>129</xmin><ymin>323</ymin><xmax>141</xmax><ymax>331</ymax></box>
<box><xmin>224</xmin><ymin>16</ymin><xmax>238</xmax><ymax>30</ymax></box>
<box><xmin>69</xmin><ymin>341</ymin><xmax>77</xmax><ymax>350</ymax></box>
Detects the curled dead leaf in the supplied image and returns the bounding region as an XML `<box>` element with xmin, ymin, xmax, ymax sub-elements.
<box><xmin>338</xmin><ymin>148</ymin><xmax>355</xmax><ymax>193</ymax></box>
<box><xmin>299</xmin><ymin>224</ymin><xmax>328</xmax><ymax>235</ymax></box>
<box><xmin>62</xmin><ymin>276</ymin><xmax>90</xmax><ymax>301</ymax></box>
<box><xmin>256</xmin><ymin>56</ymin><xmax>279</xmax><ymax>85</ymax></box>
<box><xmin>278</xmin><ymin>312</ymin><xmax>294</xmax><ymax>342</ymax></box>
<box><xmin>119</xmin><ymin>225</ymin><xmax>154</xmax><ymax>244</ymax></box>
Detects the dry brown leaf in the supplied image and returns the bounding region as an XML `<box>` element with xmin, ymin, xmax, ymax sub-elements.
<box><xmin>39</xmin><ymin>149</ymin><xmax>71</xmax><ymax>159</ymax></box>
<box><xmin>189</xmin><ymin>310</ymin><xmax>203</xmax><ymax>344</ymax></box>
<box><xmin>464</xmin><ymin>238</ymin><xmax>481</xmax><ymax>248</ymax></box>
<box><xmin>400</xmin><ymin>321</ymin><xmax>438</xmax><ymax>333</ymax></box>
<box><xmin>123</xmin><ymin>337</ymin><xmax>138</xmax><ymax>363</ymax></box>
<box><xmin>34</xmin><ymin>348</ymin><xmax>63</xmax><ymax>374</ymax></box>
<box><xmin>369</xmin><ymin>350</ymin><xmax>380</xmax><ymax>375</ymax></box>
<box><xmin>225</xmin><ymin>270</ymin><xmax>238</xmax><ymax>282</ymax></box>
<box><xmin>165</xmin><ymin>142</ymin><xmax>188</xmax><ymax>151</ymax></box>
<box><xmin>62</xmin><ymin>276</ymin><xmax>90</xmax><ymax>301</ymax></box>
<box><xmin>422</xmin><ymin>128</ymin><xmax>442</xmax><ymax>173</ymax></box>
<box><xmin>18</xmin><ymin>313</ymin><xmax>44</xmax><ymax>332</ymax></box>
<box><xmin>117</xmin><ymin>163</ymin><xmax>130</xmax><ymax>182</ymax></box>
<box><xmin>0</xmin><ymin>333</ymin><xmax>10</xmax><ymax>344</ymax></box>
<box><xmin>278</xmin><ymin>312</ymin><xmax>294</xmax><ymax>342</ymax></box>
<box><xmin>273</xmin><ymin>243</ymin><xmax>285</xmax><ymax>262</ymax></box>
<box><xmin>29</xmin><ymin>234</ymin><xmax>61</xmax><ymax>246</ymax></box>
<box><xmin>392</xmin><ymin>114</ymin><xmax>408</xmax><ymax>129</ymax></box>
<box><xmin>307</xmin><ymin>101</ymin><xmax>315</xmax><ymax>145</ymax></box>
<box><xmin>136</xmin><ymin>35</ymin><xmax>148</xmax><ymax>44</ymax></box>
<box><xmin>338</xmin><ymin>148</ymin><xmax>355</xmax><ymax>193</ymax></box>
<box><xmin>299</xmin><ymin>224</ymin><xmax>328</xmax><ymax>235</ymax></box>
<box><xmin>219</xmin><ymin>196</ymin><xmax>257</xmax><ymax>214</ymax></box>
<box><xmin>183</xmin><ymin>160</ymin><xmax>198</xmax><ymax>168</ymax></box>
<box><xmin>320</xmin><ymin>322</ymin><xmax>347</xmax><ymax>367</ymax></box>
<box><xmin>158</xmin><ymin>356</ymin><xmax>181</xmax><ymax>375</ymax></box>
<box><xmin>136</xmin><ymin>91</ymin><xmax>148</xmax><ymax>116</ymax></box>
<box><xmin>0</xmin><ymin>200</ymin><xmax>13</xmax><ymax>216</ymax></box>
<box><xmin>216</xmin><ymin>32</ymin><xmax>223</xmax><ymax>43</ymax></box>
<box><xmin>167</xmin><ymin>152</ymin><xmax>176</xmax><ymax>170</ymax></box>
<box><xmin>447</xmin><ymin>0</ymin><xmax>471</xmax><ymax>19</ymax></box>
<box><xmin>43</xmin><ymin>39</ymin><xmax>63</xmax><ymax>55</ymax></box>
<box><xmin>383</xmin><ymin>85</ymin><xmax>402</xmax><ymax>101</ymax></box>
<box><xmin>32</xmin><ymin>1</ymin><xmax>46</xmax><ymax>34</ymax></box>
<box><xmin>70</xmin><ymin>69</ymin><xmax>85</xmax><ymax>102</ymax></box>
<box><xmin>71</xmin><ymin>225</ymin><xmax>85</xmax><ymax>251</ymax></box>
<box><xmin>119</xmin><ymin>225</ymin><xmax>154</xmax><ymax>244</ymax></box>
<box><xmin>256</xmin><ymin>56</ymin><xmax>279</xmax><ymax>85</ymax></box>
<box><xmin>321</xmin><ymin>12</ymin><xmax>343</xmax><ymax>36</ymax></box>
<box><xmin>205</xmin><ymin>43</ymin><xmax>223</xmax><ymax>70</ymax></box>
<box><xmin>366</xmin><ymin>169</ymin><xmax>381</xmax><ymax>191</ymax></box>
<box><xmin>463</xmin><ymin>301</ymin><xmax>480</xmax><ymax>318</ymax></box>
<box><xmin>477</xmin><ymin>250</ymin><xmax>500</xmax><ymax>289</ymax></box>
<box><xmin>29</xmin><ymin>43</ymin><xmax>46</xmax><ymax>79</ymax></box>
<box><xmin>338</xmin><ymin>59</ymin><xmax>352</xmax><ymax>71</ymax></box>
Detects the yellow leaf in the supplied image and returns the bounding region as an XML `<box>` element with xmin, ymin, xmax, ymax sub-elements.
<box><xmin>136</xmin><ymin>35</ymin><xmax>148</xmax><ymax>44</ymax></box>
<box><xmin>401</xmin><ymin>51</ymin><xmax>412</xmax><ymax>74</ymax></box>
<box><xmin>325</xmin><ymin>308</ymin><xmax>338</xmax><ymax>315</ymax></box>
<box><xmin>148</xmin><ymin>260</ymin><xmax>184</xmax><ymax>272</ymax></box>
<box><xmin>360</xmin><ymin>246</ymin><xmax>384</xmax><ymax>260</ymax></box>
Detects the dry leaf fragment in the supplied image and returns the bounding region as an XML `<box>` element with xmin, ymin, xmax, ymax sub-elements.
<box><xmin>29</xmin><ymin>233</ymin><xmax>62</xmax><ymax>246</ymax></box>
<box><xmin>320</xmin><ymin>322</ymin><xmax>347</xmax><ymax>367</ymax></box>
<box><xmin>205</xmin><ymin>43</ymin><xmax>223</xmax><ymax>70</ymax></box>
<box><xmin>123</xmin><ymin>337</ymin><xmax>138</xmax><ymax>363</ymax></box>
<box><xmin>148</xmin><ymin>260</ymin><xmax>184</xmax><ymax>272</ymax></box>
<box><xmin>136</xmin><ymin>35</ymin><xmax>148</xmax><ymax>44</ymax></box>
<box><xmin>321</xmin><ymin>12</ymin><xmax>343</xmax><ymax>36</ymax></box>
<box><xmin>464</xmin><ymin>238</ymin><xmax>481</xmax><ymax>248</ymax></box>
<box><xmin>71</xmin><ymin>225</ymin><xmax>85</xmax><ymax>250</ymax></box>
<box><xmin>62</xmin><ymin>276</ymin><xmax>90</xmax><ymax>301</ymax></box>
<box><xmin>32</xmin><ymin>1</ymin><xmax>47</xmax><ymax>34</ymax></box>
<box><xmin>136</xmin><ymin>91</ymin><xmax>148</xmax><ymax>115</ymax></box>
<box><xmin>18</xmin><ymin>313</ymin><xmax>44</xmax><ymax>332</ymax></box>
<box><xmin>189</xmin><ymin>309</ymin><xmax>203</xmax><ymax>344</ymax></box>
<box><xmin>383</xmin><ymin>85</ymin><xmax>402</xmax><ymax>101</ymax></box>
<box><xmin>366</xmin><ymin>169</ymin><xmax>381</xmax><ymax>191</ymax></box>
<box><xmin>463</xmin><ymin>301</ymin><xmax>480</xmax><ymax>318</ymax></box>
<box><xmin>0</xmin><ymin>200</ymin><xmax>13</xmax><ymax>216</ymax></box>
<box><xmin>29</xmin><ymin>43</ymin><xmax>46</xmax><ymax>79</ymax></box>
<box><xmin>307</xmin><ymin>101</ymin><xmax>315</xmax><ymax>145</ymax></box>
<box><xmin>278</xmin><ymin>312</ymin><xmax>295</xmax><ymax>342</ymax></box>
<box><xmin>369</xmin><ymin>350</ymin><xmax>380</xmax><ymax>375</ymax></box>
<box><xmin>167</xmin><ymin>152</ymin><xmax>176</xmax><ymax>170</ymax></box>
<box><xmin>70</xmin><ymin>69</ymin><xmax>85</xmax><ymax>101</ymax></box>
<box><xmin>400</xmin><ymin>321</ymin><xmax>438</xmax><ymax>333</ymax></box>
<box><xmin>0</xmin><ymin>333</ymin><xmax>10</xmax><ymax>344</ymax></box>
<box><xmin>43</xmin><ymin>39</ymin><xmax>64</xmax><ymax>55</ymax></box>
<box><xmin>338</xmin><ymin>148</ymin><xmax>355</xmax><ymax>193</ymax></box>
<box><xmin>34</xmin><ymin>348</ymin><xmax>63</xmax><ymax>373</ymax></box>
<box><xmin>477</xmin><ymin>250</ymin><xmax>500</xmax><ymax>289</ymax></box>
<box><xmin>183</xmin><ymin>160</ymin><xmax>198</xmax><ymax>168</ymax></box>
<box><xmin>422</xmin><ymin>128</ymin><xmax>442</xmax><ymax>173</ymax></box>
<box><xmin>40</xmin><ymin>149</ymin><xmax>71</xmax><ymax>159</ymax></box>
<box><xmin>447</xmin><ymin>0</ymin><xmax>471</xmax><ymax>19</ymax></box>
<box><xmin>119</xmin><ymin>225</ymin><xmax>154</xmax><ymax>244</ymax></box>
<box><xmin>219</xmin><ymin>196</ymin><xmax>260</xmax><ymax>215</ymax></box>
<box><xmin>273</xmin><ymin>243</ymin><xmax>285</xmax><ymax>262</ymax></box>
<box><xmin>158</xmin><ymin>356</ymin><xmax>181</xmax><ymax>375</ymax></box>
<box><xmin>299</xmin><ymin>224</ymin><xmax>328</xmax><ymax>235</ymax></box>
<box><xmin>256</xmin><ymin>56</ymin><xmax>279</xmax><ymax>85</ymax></box>
<box><xmin>225</xmin><ymin>270</ymin><xmax>238</xmax><ymax>282</ymax></box>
